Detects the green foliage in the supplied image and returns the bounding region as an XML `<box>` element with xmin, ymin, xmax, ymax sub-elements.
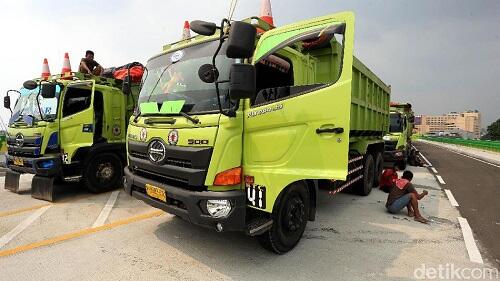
<box><xmin>423</xmin><ymin>136</ymin><xmax>500</xmax><ymax>152</ymax></box>
<box><xmin>486</xmin><ymin>119</ymin><xmax>500</xmax><ymax>140</ymax></box>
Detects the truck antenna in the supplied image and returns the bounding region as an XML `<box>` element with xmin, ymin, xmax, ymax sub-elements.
<box><xmin>227</xmin><ymin>0</ymin><xmax>238</xmax><ymax>22</ymax></box>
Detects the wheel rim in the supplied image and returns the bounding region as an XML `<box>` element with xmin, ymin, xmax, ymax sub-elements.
<box><xmin>282</xmin><ymin>196</ymin><xmax>305</xmax><ymax>233</ymax></box>
<box><xmin>96</xmin><ymin>161</ymin><xmax>115</xmax><ymax>184</ymax></box>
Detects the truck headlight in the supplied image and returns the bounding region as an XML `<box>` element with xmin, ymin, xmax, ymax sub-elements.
<box><xmin>206</xmin><ymin>200</ymin><xmax>232</xmax><ymax>218</ymax></box>
<box><xmin>394</xmin><ymin>151</ymin><xmax>403</xmax><ymax>157</ymax></box>
<box><xmin>383</xmin><ymin>136</ymin><xmax>391</xmax><ymax>141</ymax></box>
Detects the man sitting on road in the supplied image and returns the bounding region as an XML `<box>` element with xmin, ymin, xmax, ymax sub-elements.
<box><xmin>79</xmin><ymin>50</ymin><xmax>103</xmax><ymax>75</ymax></box>
<box><xmin>379</xmin><ymin>163</ymin><xmax>398</xmax><ymax>193</ymax></box>
<box><xmin>386</xmin><ymin>170</ymin><xmax>429</xmax><ymax>223</ymax></box>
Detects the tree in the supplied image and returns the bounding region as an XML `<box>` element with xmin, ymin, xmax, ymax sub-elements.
<box><xmin>486</xmin><ymin>119</ymin><xmax>500</xmax><ymax>140</ymax></box>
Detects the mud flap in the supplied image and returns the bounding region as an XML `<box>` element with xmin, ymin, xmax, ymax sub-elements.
<box><xmin>4</xmin><ymin>170</ymin><xmax>21</xmax><ymax>193</ymax></box>
<box><xmin>31</xmin><ymin>176</ymin><xmax>56</xmax><ymax>202</ymax></box>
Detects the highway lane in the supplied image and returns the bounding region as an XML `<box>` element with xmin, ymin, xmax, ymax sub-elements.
<box><xmin>415</xmin><ymin>142</ymin><xmax>500</xmax><ymax>267</ymax></box>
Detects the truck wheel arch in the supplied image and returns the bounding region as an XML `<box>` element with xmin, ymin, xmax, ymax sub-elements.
<box><xmin>304</xmin><ymin>179</ymin><xmax>317</xmax><ymax>221</ymax></box>
<box><xmin>73</xmin><ymin>143</ymin><xmax>126</xmax><ymax>166</ymax></box>
<box><xmin>274</xmin><ymin>180</ymin><xmax>317</xmax><ymax>222</ymax></box>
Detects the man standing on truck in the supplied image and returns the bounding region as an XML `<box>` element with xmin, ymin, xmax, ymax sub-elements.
<box><xmin>79</xmin><ymin>50</ymin><xmax>103</xmax><ymax>75</ymax></box>
<box><xmin>386</xmin><ymin>171</ymin><xmax>429</xmax><ymax>223</ymax></box>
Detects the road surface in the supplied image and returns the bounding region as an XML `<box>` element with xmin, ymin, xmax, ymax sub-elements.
<box><xmin>416</xmin><ymin>141</ymin><xmax>500</xmax><ymax>268</ymax></box>
<box><xmin>0</xmin><ymin>166</ymin><xmax>498</xmax><ymax>280</ymax></box>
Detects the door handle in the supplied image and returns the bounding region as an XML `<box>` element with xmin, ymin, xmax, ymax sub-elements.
<box><xmin>316</xmin><ymin>127</ymin><xmax>344</xmax><ymax>134</ymax></box>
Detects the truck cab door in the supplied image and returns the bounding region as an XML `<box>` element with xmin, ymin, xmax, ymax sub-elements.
<box><xmin>242</xmin><ymin>12</ymin><xmax>355</xmax><ymax>211</ymax></box>
<box><xmin>59</xmin><ymin>81</ymin><xmax>95</xmax><ymax>164</ymax></box>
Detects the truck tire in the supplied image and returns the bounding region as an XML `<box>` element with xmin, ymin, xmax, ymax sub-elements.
<box><xmin>397</xmin><ymin>160</ymin><xmax>407</xmax><ymax>170</ymax></box>
<box><xmin>257</xmin><ymin>182</ymin><xmax>309</xmax><ymax>254</ymax></box>
<box><xmin>355</xmin><ymin>154</ymin><xmax>374</xmax><ymax>196</ymax></box>
<box><xmin>373</xmin><ymin>153</ymin><xmax>384</xmax><ymax>187</ymax></box>
<box><xmin>83</xmin><ymin>153</ymin><xmax>123</xmax><ymax>193</ymax></box>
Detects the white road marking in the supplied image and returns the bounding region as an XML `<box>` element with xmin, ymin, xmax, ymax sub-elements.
<box><xmin>458</xmin><ymin>217</ymin><xmax>484</xmax><ymax>264</ymax></box>
<box><xmin>0</xmin><ymin>206</ymin><xmax>51</xmax><ymax>249</ymax></box>
<box><xmin>418</xmin><ymin>151</ymin><xmax>433</xmax><ymax>167</ymax></box>
<box><xmin>436</xmin><ymin>175</ymin><xmax>446</xmax><ymax>185</ymax></box>
<box><xmin>447</xmin><ymin>150</ymin><xmax>500</xmax><ymax>169</ymax></box>
<box><xmin>444</xmin><ymin>189</ymin><xmax>459</xmax><ymax>207</ymax></box>
<box><xmin>430</xmin><ymin>167</ymin><xmax>438</xmax><ymax>174</ymax></box>
<box><xmin>92</xmin><ymin>191</ymin><xmax>120</xmax><ymax>228</ymax></box>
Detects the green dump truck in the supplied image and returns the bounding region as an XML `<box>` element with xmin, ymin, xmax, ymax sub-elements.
<box><xmin>4</xmin><ymin>71</ymin><xmax>139</xmax><ymax>201</ymax></box>
<box><xmin>383</xmin><ymin>102</ymin><xmax>417</xmax><ymax>169</ymax></box>
<box><xmin>124</xmin><ymin>11</ymin><xmax>390</xmax><ymax>253</ymax></box>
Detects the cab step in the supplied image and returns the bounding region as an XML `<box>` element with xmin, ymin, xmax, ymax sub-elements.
<box><xmin>246</xmin><ymin>218</ymin><xmax>273</xmax><ymax>236</ymax></box>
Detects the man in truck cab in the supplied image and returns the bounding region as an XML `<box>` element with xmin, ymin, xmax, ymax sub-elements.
<box><xmin>79</xmin><ymin>50</ymin><xmax>103</xmax><ymax>75</ymax></box>
<box><xmin>386</xmin><ymin>171</ymin><xmax>429</xmax><ymax>223</ymax></box>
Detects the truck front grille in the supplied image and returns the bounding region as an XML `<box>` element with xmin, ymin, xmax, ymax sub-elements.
<box><xmin>384</xmin><ymin>140</ymin><xmax>398</xmax><ymax>151</ymax></box>
<box><xmin>128</xmin><ymin>140</ymin><xmax>212</xmax><ymax>188</ymax></box>
<box><xmin>7</xmin><ymin>135</ymin><xmax>43</xmax><ymax>157</ymax></box>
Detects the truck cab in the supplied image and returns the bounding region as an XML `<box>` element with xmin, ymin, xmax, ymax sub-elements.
<box><xmin>4</xmin><ymin>72</ymin><xmax>139</xmax><ymax>201</ymax></box>
<box><xmin>383</xmin><ymin>102</ymin><xmax>415</xmax><ymax>169</ymax></box>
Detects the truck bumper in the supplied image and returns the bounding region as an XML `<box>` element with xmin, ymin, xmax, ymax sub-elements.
<box><xmin>124</xmin><ymin>167</ymin><xmax>247</xmax><ymax>232</ymax></box>
<box><xmin>5</xmin><ymin>154</ymin><xmax>61</xmax><ymax>177</ymax></box>
<box><xmin>383</xmin><ymin>150</ymin><xmax>406</xmax><ymax>162</ymax></box>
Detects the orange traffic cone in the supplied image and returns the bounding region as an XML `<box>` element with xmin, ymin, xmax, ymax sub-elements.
<box><xmin>41</xmin><ymin>58</ymin><xmax>51</xmax><ymax>80</ymax></box>
<box><xmin>61</xmin><ymin>52</ymin><xmax>72</xmax><ymax>79</ymax></box>
<box><xmin>182</xmin><ymin>20</ymin><xmax>191</xmax><ymax>40</ymax></box>
<box><xmin>259</xmin><ymin>0</ymin><xmax>274</xmax><ymax>27</ymax></box>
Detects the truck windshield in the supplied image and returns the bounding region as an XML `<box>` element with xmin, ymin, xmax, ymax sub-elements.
<box><xmin>389</xmin><ymin>113</ymin><xmax>404</xmax><ymax>133</ymax></box>
<box><xmin>138</xmin><ymin>40</ymin><xmax>234</xmax><ymax>114</ymax></box>
<box><xmin>10</xmin><ymin>84</ymin><xmax>60</xmax><ymax>123</ymax></box>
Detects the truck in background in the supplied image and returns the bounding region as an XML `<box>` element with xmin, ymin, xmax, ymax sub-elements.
<box><xmin>383</xmin><ymin>102</ymin><xmax>418</xmax><ymax>169</ymax></box>
<box><xmin>123</xmin><ymin>11</ymin><xmax>390</xmax><ymax>253</ymax></box>
<box><xmin>3</xmin><ymin>69</ymin><xmax>140</xmax><ymax>201</ymax></box>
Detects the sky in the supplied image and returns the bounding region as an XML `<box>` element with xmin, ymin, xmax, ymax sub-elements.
<box><xmin>0</xmin><ymin>0</ymin><xmax>499</xmax><ymax>127</ymax></box>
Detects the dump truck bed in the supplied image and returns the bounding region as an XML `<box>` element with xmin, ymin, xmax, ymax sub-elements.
<box><xmin>349</xmin><ymin>56</ymin><xmax>391</xmax><ymax>136</ymax></box>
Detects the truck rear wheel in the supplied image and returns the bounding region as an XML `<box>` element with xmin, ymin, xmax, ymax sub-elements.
<box><xmin>373</xmin><ymin>153</ymin><xmax>384</xmax><ymax>187</ymax></box>
<box><xmin>355</xmin><ymin>154</ymin><xmax>374</xmax><ymax>196</ymax></box>
<box><xmin>257</xmin><ymin>182</ymin><xmax>309</xmax><ymax>254</ymax></box>
<box><xmin>397</xmin><ymin>160</ymin><xmax>407</xmax><ymax>170</ymax></box>
<box><xmin>83</xmin><ymin>153</ymin><xmax>123</xmax><ymax>193</ymax></box>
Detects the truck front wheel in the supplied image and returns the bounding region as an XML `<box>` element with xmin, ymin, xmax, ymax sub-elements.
<box><xmin>257</xmin><ymin>182</ymin><xmax>310</xmax><ymax>254</ymax></box>
<box><xmin>83</xmin><ymin>153</ymin><xmax>123</xmax><ymax>193</ymax></box>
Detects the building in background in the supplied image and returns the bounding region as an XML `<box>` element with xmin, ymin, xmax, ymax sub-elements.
<box><xmin>415</xmin><ymin>110</ymin><xmax>481</xmax><ymax>139</ymax></box>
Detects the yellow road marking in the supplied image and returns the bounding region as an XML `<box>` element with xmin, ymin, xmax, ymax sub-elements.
<box><xmin>0</xmin><ymin>204</ymin><xmax>52</xmax><ymax>219</ymax></box>
<box><xmin>0</xmin><ymin>210</ymin><xmax>163</xmax><ymax>258</ymax></box>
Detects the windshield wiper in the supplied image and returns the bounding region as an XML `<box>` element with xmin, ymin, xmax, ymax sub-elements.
<box><xmin>179</xmin><ymin>111</ymin><xmax>200</xmax><ymax>124</ymax></box>
<box><xmin>140</xmin><ymin>111</ymin><xmax>199</xmax><ymax>125</ymax></box>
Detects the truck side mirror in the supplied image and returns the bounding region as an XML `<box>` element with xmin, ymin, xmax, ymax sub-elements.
<box><xmin>190</xmin><ymin>20</ymin><xmax>217</xmax><ymax>36</ymax></box>
<box><xmin>41</xmin><ymin>83</ymin><xmax>57</xmax><ymax>99</ymax></box>
<box><xmin>23</xmin><ymin>80</ymin><xmax>38</xmax><ymax>90</ymax></box>
<box><xmin>198</xmin><ymin>64</ymin><xmax>219</xmax><ymax>83</ymax></box>
<box><xmin>4</xmin><ymin>95</ymin><xmax>10</xmax><ymax>109</ymax></box>
<box><xmin>226</xmin><ymin>21</ymin><xmax>257</xmax><ymax>59</ymax></box>
<box><xmin>229</xmin><ymin>64</ymin><xmax>255</xmax><ymax>100</ymax></box>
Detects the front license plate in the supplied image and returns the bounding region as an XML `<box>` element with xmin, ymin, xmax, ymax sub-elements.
<box><xmin>145</xmin><ymin>184</ymin><xmax>166</xmax><ymax>202</ymax></box>
<box><xmin>13</xmin><ymin>157</ymin><xmax>24</xmax><ymax>166</ymax></box>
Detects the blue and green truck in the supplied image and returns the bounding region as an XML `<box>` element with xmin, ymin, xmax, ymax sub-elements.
<box><xmin>4</xmin><ymin>71</ymin><xmax>139</xmax><ymax>201</ymax></box>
